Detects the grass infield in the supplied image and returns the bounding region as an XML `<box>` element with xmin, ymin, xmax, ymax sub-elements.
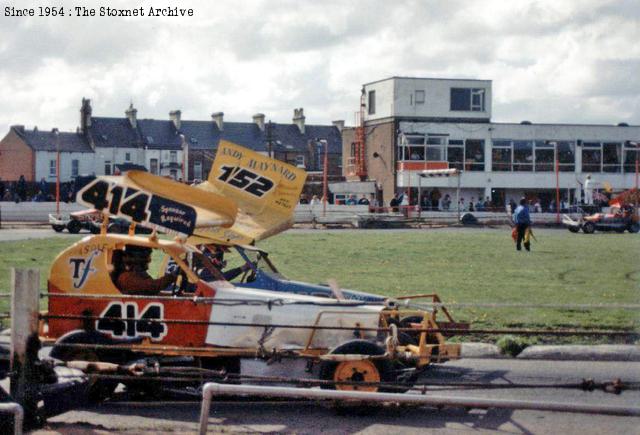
<box><xmin>0</xmin><ymin>228</ymin><xmax>637</xmax><ymax>343</ymax></box>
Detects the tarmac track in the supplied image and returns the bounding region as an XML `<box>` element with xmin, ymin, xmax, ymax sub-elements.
<box><xmin>36</xmin><ymin>359</ymin><xmax>640</xmax><ymax>434</ymax></box>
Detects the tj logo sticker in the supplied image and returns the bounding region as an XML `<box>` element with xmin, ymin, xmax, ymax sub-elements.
<box><xmin>69</xmin><ymin>251</ymin><xmax>98</xmax><ymax>288</ymax></box>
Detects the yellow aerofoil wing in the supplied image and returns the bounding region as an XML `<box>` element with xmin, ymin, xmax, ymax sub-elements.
<box><xmin>190</xmin><ymin>140</ymin><xmax>307</xmax><ymax>245</ymax></box>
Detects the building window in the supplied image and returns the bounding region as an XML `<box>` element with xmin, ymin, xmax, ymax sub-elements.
<box><xmin>49</xmin><ymin>159</ymin><xmax>56</xmax><ymax>177</ymax></box>
<box><xmin>170</xmin><ymin>151</ymin><xmax>177</xmax><ymax>163</ymax></box>
<box><xmin>426</xmin><ymin>136</ymin><xmax>446</xmax><ymax>161</ymax></box>
<box><xmin>447</xmin><ymin>140</ymin><xmax>464</xmax><ymax>170</ymax></box>
<box><xmin>295</xmin><ymin>155</ymin><xmax>305</xmax><ymax>168</ymax></box>
<box><xmin>450</xmin><ymin>88</ymin><xmax>485</xmax><ymax>112</ymax></box>
<box><xmin>170</xmin><ymin>169</ymin><xmax>177</xmax><ymax>179</ymax></box>
<box><xmin>415</xmin><ymin>90</ymin><xmax>425</xmax><ymax>104</ymax></box>
<box><xmin>464</xmin><ymin>139</ymin><xmax>485</xmax><ymax>171</ymax></box>
<box><xmin>398</xmin><ymin>134</ymin><xmax>426</xmax><ymax>161</ymax></box>
<box><xmin>582</xmin><ymin>142</ymin><xmax>602</xmax><ymax>173</ymax></box>
<box><xmin>624</xmin><ymin>141</ymin><xmax>639</xmax><ymax>173</ymax></box>
<box><xmin>492</xmin><ymin>140</ymin><xmax>512</xmax><ymax>171</ymax></box>
<box><xmin>125</xmin><ymin>152</ymin><xmax>131</xmax><ymax>162</ymax></box>
<box><xmin>104</xmin><ymin>160</ymin><xmax>112</xmax><ymax>176</ymax></box>
<box><xmin>368</xmin><ymin>90</ymin><xmax>376</xmax><ymax>115</ymax></box>
<box><xmin>71</xmin><ymin>159</ymin><xmax>79</xmax><ymax>177</ymax></box>
<box><xmin>602</xmin><ymin>142</ymin><xmax>621</xmax><ymax>173</ymax></box>
<box><xmin>193</xmin><ymin>161</ymin><xmax>202</xmax><ymax>180</ymax></box>
<box><xmin>556</xmin><ymin>141</ymin><xmax>575</xmax><ymax>172</ymax></box>
<box><xmin>513</xmin><ymin>141</ymin><xmax>533</xmax><ymax>171</ymax></box>
<box><xmin>150</xmin><ymin>158</ymin><xmax>158</xmax><ymax>175</ymax></box>
<box><xmin>534</xmin><ymin>141</ymin><xmax>554</xmax><ymax>172</ymax></box>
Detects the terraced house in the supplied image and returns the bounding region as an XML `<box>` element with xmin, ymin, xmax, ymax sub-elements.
<box><xmin>0</xmin><ymin>99</ymin><xmax>343</xmax><ymax>188</ymax></box>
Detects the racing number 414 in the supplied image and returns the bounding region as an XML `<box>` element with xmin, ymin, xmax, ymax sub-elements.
<box><xmin>217</xmin><ymin>165</ymin><xmax>274</xmax><ymax>197</ymax></box>
<box><xmin>96</xmin><ymin>302</ymin><xmax>167</xmax><ymax>340</ymax></box>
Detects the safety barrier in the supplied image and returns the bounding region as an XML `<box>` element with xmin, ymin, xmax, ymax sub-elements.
<box><xmin>198</xmin><ymin>382</ymin><xmax>640</xmax><ymax>435</ymax></box>
<box><xmin>0</xmin><ymin>402</ymin><xmax>24</xmax><ymax>435</ymax></box>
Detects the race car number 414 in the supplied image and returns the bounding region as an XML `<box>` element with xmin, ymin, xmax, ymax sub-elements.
<box><xmin>96</xmin><ymin>302</ymin><xmax>168</xmax><ymax>340</ymax></box>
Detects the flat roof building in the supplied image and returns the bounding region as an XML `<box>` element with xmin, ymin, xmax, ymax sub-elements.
<box><xmin>342</xmin><ymin>76</ymin><xmax>639</xmax><ymax>208</ymax></box>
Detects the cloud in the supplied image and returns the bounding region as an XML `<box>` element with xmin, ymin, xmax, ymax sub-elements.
<box><xmin>0</xmin><ymin>0</ymin><xmax>638</xmax><ymax>136</ymax></box>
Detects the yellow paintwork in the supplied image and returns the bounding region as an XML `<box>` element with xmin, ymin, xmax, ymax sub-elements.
<box><xmin>49</xmin><ymin>234</ymin><xmax>197</xmax><ymax>295</ymax></box>
<box><xmin>190</xmin><ymin>140</ymin><xmax>307</xmax><ymax>245</ymax></box>
<box><xmin>124</xmin><ymin>171</ymin><xmax>238</xmax><ymax>228</ymax></box>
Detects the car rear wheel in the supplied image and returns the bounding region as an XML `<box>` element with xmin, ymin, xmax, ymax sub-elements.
<box><xmin>582</xmin><ymin>222</ymin><xmax>595</xmax><ymax>234</ymax></box>
<box><xmin>319</xmin><ymin>340</ymin><xmax>391</xmax><ymax>392</ymax></box>
<box><xmin>567</xmin><ymin>226</ymin><xmax>580</xmax><ymax>233</ymax></box>
<box><xmin>52</xmin><ymin>224</ymin><xmax>65</xmax><ymax>232</ymax></box>
<box><xmin>629</xmin><ymin>223</ymin><xmax>640</xmax><ymax>233</ymax></box>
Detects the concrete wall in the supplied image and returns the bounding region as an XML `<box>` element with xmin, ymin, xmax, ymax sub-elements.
<box><xmin>0</xmin><ymin>129</ymin><xmax>35</xmax><ymax>181</ymax></box>
<box><xmin>35</xmin><ymin>151</ymin><xmax>95</xmax><ymax>182</ymax></box>
<box><xmin>364</xmin><ymin>77</ymin><xmax>492</xmax><ymax>122</ymax></box>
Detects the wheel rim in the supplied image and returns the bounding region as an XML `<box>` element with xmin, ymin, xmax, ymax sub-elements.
<box><xmin>333</xmin><ymin>360</ymin><xmax>380</xmax><ymax>392</ymax></box>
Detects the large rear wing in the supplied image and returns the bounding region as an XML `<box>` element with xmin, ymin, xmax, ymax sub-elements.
<box><xmin>190</xmin><ymin>140</ymin><xmax>307</xmax><ymax>245</ymax></box>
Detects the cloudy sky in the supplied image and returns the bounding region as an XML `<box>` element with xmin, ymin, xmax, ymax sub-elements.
<box><xmin>1</xmin><ymin>0</ymin><xmax>638</xmax><ymax>135</ymax></box>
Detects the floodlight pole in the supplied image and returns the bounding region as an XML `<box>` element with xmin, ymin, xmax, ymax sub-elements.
<box><xmin>54</xmin><ymin>128</ymin><xmax>60</xmax><ymax>215</ymax></box>
<box><xmin>322</xmin><ymin>140</ymin><xmax>328</xmax><ymax>217</ymax></box>
<box><xmin>555</xmin><ymin>148</ymin><xmax>560</xmax><ymax>225</ymax></box>
<box><xmin>456</xmin><ymin>169</ymin><xmax>461</xmax><ymax>223</ymax></box>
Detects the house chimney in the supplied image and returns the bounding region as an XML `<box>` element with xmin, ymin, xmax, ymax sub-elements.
<box><xmin>80</xmin><ymin>98</ymin><xmax>92</xmax><ymax>133</ymax></box>
<box><xmin>170</xmin><ymin>110</ymin><xmax>182</xmax><ymax>130</ymax></box>
<box><xmin>293</xmin><ymin>108</ymin><xmax>305</xmax><ymax>134</ymax></box>
<box><xmin>253</xmin><ymin>113</ymin><xmax>265</xmax><ymax>131</ymax></box>
<box><xmin>125</xmin><ymin>103</ymin><xmax>138</xmax><ymax>128</ymax></box>
<box><xmin>332</xmin><ymin>120</ymin><xmax>345</xmax><ymax>132</ymax></box>
<box><xmin>212</xmin><ymin>112</ymin><xmax>224</xmax><ymax>131</ymax></box>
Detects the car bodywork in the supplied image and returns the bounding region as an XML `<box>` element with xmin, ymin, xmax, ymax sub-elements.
<box><xmin>42</xmin><ymin>141</ymin><xmax>465</xmax><ymax>394</ymax></box>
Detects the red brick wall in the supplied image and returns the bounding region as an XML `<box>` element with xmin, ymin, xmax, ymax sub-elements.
<box><xmin>0</xmin><ymin>129</ymin><xmax>34</xmax><ymax>181</ymax></box>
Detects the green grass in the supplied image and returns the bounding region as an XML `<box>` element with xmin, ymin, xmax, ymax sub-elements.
<box><xmin>0</xmin><ymin>229</ymin><xmax>638</xmax><ymax>343</ymax></box>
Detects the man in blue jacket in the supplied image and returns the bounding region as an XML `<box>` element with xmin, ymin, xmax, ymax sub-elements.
<box><xmin>513</xmin><ymin>198</ymin><xmax>532</xmax><ymax>251</ymax></box>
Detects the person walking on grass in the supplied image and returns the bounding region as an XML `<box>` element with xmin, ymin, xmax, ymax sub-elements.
<box><xmin>513</xmin><ymin>197</ymin><xmax>532</xmax><ymax>252</ymax></box>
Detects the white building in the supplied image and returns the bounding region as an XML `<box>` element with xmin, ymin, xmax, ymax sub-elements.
<box><xmin>343</xmin><ymin>77</ymin><xmax>639</xmax><ymax>207</ymax></box>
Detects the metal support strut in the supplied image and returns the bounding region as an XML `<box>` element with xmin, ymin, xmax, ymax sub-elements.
<box><xmin>199</xmin><ymin>383</ymin><xmax>640</xmax><ymax>435</ymax></box>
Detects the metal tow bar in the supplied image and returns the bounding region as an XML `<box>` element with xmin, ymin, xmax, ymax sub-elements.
<box><xmin>199</xmin><ymin>383</ymin><xmax>640</xmax><ymax>435</ymax></box>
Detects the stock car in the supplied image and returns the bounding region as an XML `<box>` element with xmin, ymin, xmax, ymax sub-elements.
<box><xmin>563</xmin><ymin>204</ymin><xmax>639</xmax><ymax>234</ymax></box>
<box><xmin>40</xmin><ymin>141</ymin><xmax>465</xmax><ymax>399</ymax></box>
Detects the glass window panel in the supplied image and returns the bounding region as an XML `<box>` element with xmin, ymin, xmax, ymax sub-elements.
<box><xmin>415</xmin><ymin>90</ymin><xmax>425</xmax><ymax>104</ymax></box>
<box><xmin>368</xmin><ymin>90</ymin><xmax>376</xmax><ymax>114</ymax></box>
<box><xmin>426</xmin><ymin>146</ymin><xmax>443</xmax><ymax>161</ymax></box>
<box><xmin>427</xmin><ymin>136</ymin><xmax>445</xmax><ymax>145</ymax></box>
<box><xmin>447</xmin><ymin>146</ymin><xmax>463</xmax><ymax>164</ymax></box>
<box><xmin>492</xmin><ymin>148</ymin><xmax>511</xmax><ymax>171</ymax></box>
<box><xmin>583</xmin><ymin>142</ymin><xmax>601</xmax><ymax>148</ymax></box>
<box><xmin>451</xmin><ymin>88</ymin><xmax>471</xmax><ymax>111</ymax></box>
<box><xmin>513</xmin><ymin>140</ymin><xmax>533</xmax><ymax>171</ymax></box>
<box><xmin>535</xmin><ymin>140</ymin><xmax>554</xmax><ymax>148</ymax></box>
<box><xmin>406</xmin><ymin>135</ymin><xmax>425</xmax><ymax>145</ymax></box>
<box><xmin>535</xmin><ymin>149</ymin><xmax>554</xmax><ymax>171</ymax></box>
<box><xmin>557</xmin><ymin>141</ymin><xmax>575</xmax><ymax>164</ymax></box>
<box><xmin>408</xmin><ymin>146</ymin><xmax>424</xmax><ymax>160</ymax></box>
<box><xmin>449</xmin><ymin>139</ymin><xmax>464</xmax><ymax>145</ymax></box>
<box><xmin>624</xmin><ymin>149</ymin><xmax>638</xmax><ymax>173</ymax></box>
<box><xmin>465</xmin><ymin>139</ymin><xmax>484</xmax><ymax>171</ymax></box>
<box><xmin>602</xmin><ymin>142</ymin><xmax>621</xmax><ymax>172</ymax></box>
<box><xmin>582</xmin><ymin>148</ymin><xmax>601</xmax><ymax>172</ymax></box>
<box><xmin>492</xmin><ymin>139</ymin><xmax>512</xmax><ymax>147</ymax></box>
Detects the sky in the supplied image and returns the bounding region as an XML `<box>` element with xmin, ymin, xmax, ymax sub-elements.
<box><xmin>1</xmin><ymin>0</ymin><xmax>639</xmax><ymax>135</ymax></box>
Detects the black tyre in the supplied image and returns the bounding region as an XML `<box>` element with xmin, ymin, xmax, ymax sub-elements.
<box><xmin>629</xmin><ymin>223</ymin><xmax>640</xmax><ymax>233</ymax></box>
<box><xmin>319</xmin><ymin>340</ymin><xmax>391</xmax><ymax>392</ymax></box>
<box><xmin>52</xmin><ymin>224</ymin><xmax>65</xmax><ymax>233</ymax></box>
<box><xmin>58</xmin><ymin>348</ymin><xmax>117</xmax><ymax>402</ymax></box>
<box><xmin>66</xmin><ymin>219</ymin><xmax>82</xmax><ymax>234</ymax></box>
<box><xmin>582</xmin><ymin>222</ymin><xmax>596</xmax><ymax>234</ymax></box>
<box><xmin>567</xmin><ymin>226</ymin><xmax>580</xmax><ymax>233</ymax></box>
<box><xmin>89</xmin><ymin>224</ymin><xmax>101</xmax><ymax>234</ymax></box>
